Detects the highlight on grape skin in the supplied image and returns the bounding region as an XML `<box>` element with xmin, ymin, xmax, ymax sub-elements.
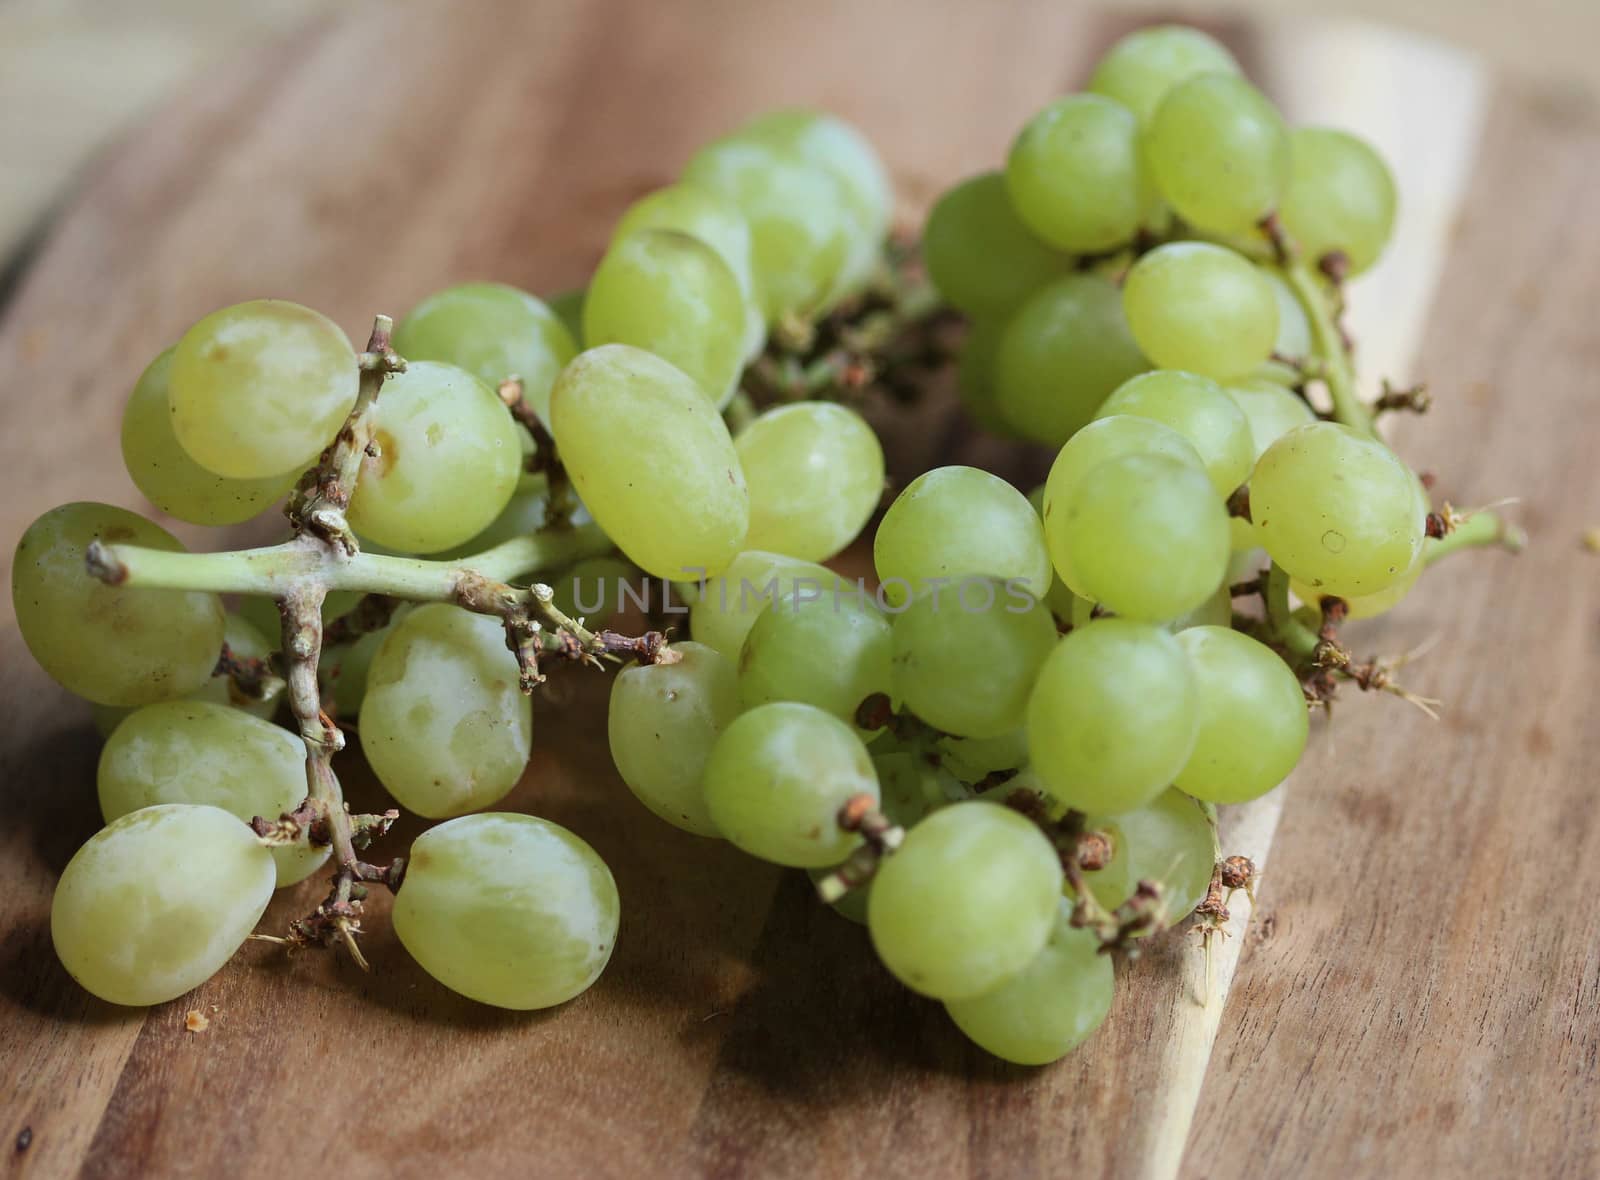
<box><xmin>6</xmin><ymin>22</ymin><xmax>1519</xmax><ymax>1069</ymax></box>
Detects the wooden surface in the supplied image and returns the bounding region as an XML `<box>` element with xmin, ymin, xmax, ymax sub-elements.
<box><xmin>1</xmin><ymin>2</ymin><xmax>1596</xmax><ymax>1177</ymax></box>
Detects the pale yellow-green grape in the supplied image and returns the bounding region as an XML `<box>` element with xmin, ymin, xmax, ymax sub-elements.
<box><xmin>1095</xmin><ymin>369</ymin><xmax>1254</xmax><ymax>496</ymax></box>
<box><xmin>874</xmin><ymin>466</ymin><xmax>1052</xmax><ymax>607</ymax></box>
<box><xmin>1293</xmin><ymin>556</ymin><xmax>1422</xmax><ymax>620</ymax></box>
<box><xmin>683</xmin><ymin>136</ymin><xmax>853</xmax><ymax>324</ymax></box>
<box><xmin>1025</xmin><ymin>483</ymin><xmax>1088</xmax><ymax>623</ymax></box>
<box><xmin>98</xmin><ymin>700</ymin><xmax>327</xmax><ymax>886</ymax></box>
<box><xmin>737</xmin><ymin>595</ymin><xmax>891</xmax><ymax>729</ymax></box>
<box><xmin>1174</xmin><ymin>626</ymin><xmax>1308</xmax><ymax>805</ymax></box>
<box><xmin>1123</xmin><ymin>242</ymin><xmax>1278</xmax><ymax>380</ymax></box>
<box><xmin>937</xmin><ymin>729</ymin><xmax>1030</xmax><ymax>785</ymax></box>
<box><xmin>435</xmin><ymin>471</ymin><xmax>549</xmax><ymax>559</ymax></box>
<box><xmin>392</xmin><ymin>812</ymin><xmax>619</xmax><ymax>1010</ymax></box>
<box><xmin>345</xmin><ymin>361</ymin><xmax>522</xmax><ymax>555</ymax></box>
<box><xmin>1167</xmin><ymin>582</ymin><xmax>1234</xmax><ymax>632</ymax></box>
<box><xmin>734</xmin><ymin>401</ymin><xmax>885</xmax><ymax>561</ymax></box>
<box><xmin>319</xmin><ymin>606</ymin><xmax>407</xmax><ymax>719</ymax></box>
<box><xmin>1042</xmin><ymin>415</ymin><xmax>1206</xmax><ymax>514</ymax></box>
<box><xmin>607</xmin><ymin>641</ymin><xmax>735</xmax><ymax>837</ymax></box>
<box><xmin>52</xmin><ymin>804</ymin><xmax>275</xmax><ymax>1006</ymax></box>
<box><xmin>687</xmin><ymin>549</ymin><xmax>838</xmax><ymax>657</ymax></box>
<box><xmin>1051</xmin><ymin>454</ymin><xmax>1230</xmax><ymax>622</ymax></box>
<box><xmin>956</xmin><ymin>318</ymin><xmax>1016</xmax><ymax>436</ymax></box>
<box><xmin>1087</xmin><ymin>24</ymin><xmax>1241</xmax><ymax>124</ymax></box>
<box><xmin>702</xmin><ymin>702</ymin><xmax>878</xmax><ymax>867</ymax></box>
<box><xmin>392</xmin><ymin>282</ymin><xmax>577</xmax><ymax>431</ymax></box>
<box><xmin>550</xmin><ymin>345</ymin><xmax>748</xmax><ymax>580</ymax></box>
<box><xmin>1092</xmin><ymin>787</ymin><xmax>1217</xmax><ymax>924</ymax></box>
<box><xmin>547</xmin><ymin>288</ymin><xmax>586</xmax><ymax>349</ymax></box>
<box><xmin>13</xmin><ymin>503</ymin><xmax>225</xmax><ymax>707</ymax></box>
<box><xmin>1226</xmin><ymin>376</ymin><xmax>1318</xmax><ymax>460</ymax></box>
<box><xmin>1144</xmin><ymin>73</ymin><xmax>1290</xmax><ymax>238</ymax></box>
<box><xmin>889</xmin><ymin>582</ymin><xmax>1057</xmax><ymax>739</ymax></box>
<box><xmin>121</xmin><ymin>348</ymin><xmax>296</xmax><ymax>525</ymax></box>
<box><xmin>923</xmin><ymin>173</ymin><xmax>1071</xmax><ymax>320</ymax></box>
<box><xmin>1028</xmin><ymin>619</ymin><xmax>1199</xmax><ymax>814</ymax></box>
<box><xmin>549</xmin><ymin>556</ymin><xmax>635</xmax><ymax>630</ymax></box>
<box><xmin>584</xmin><ymin>229</ymin><xmax>747</xmax><ymax>408</ymax></box>
<box><xmin>169</xmin><ymin>300</ymin><xmax>358</xmax><ymax>479</ymax></box>
<box><xmin>1280</xmin><ymin>127</ymin><xmax>1398</xmax><ymax>275</ymax></box>
<box><xmin>360</xmin><ymin>604</ymin><xmax>532</xmax><ymax>818</ymax></box>
<box><xmin>1251</xmin><ymin>422</ymin><xmax>1426</xmax><ymax>597</ymax></box>
<box><xmin>1262</xmin><ymin>269</ymin><xmax>1312</xmax><ymax>374</ymax></box>
<box><xmin>946</xmin><ymin>907</ymin><xmax>1113</xmax><ymax>1065</ymax></box>
<box><xmin>868</xmin><ymin>801</ymin><xmax>1062</xmax><ymax>1001</ymax></box>
<box><xmin>1006</xmin><ymin>95</ymin><xmax>1145</xmax><ymax>252</ymax></box>
<box><xmin>995</xmin><ymin>273</ymin><xmax>1150</xmax><ymax>446</ymax></box>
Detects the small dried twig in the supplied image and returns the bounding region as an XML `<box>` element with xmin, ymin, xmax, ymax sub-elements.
<box><xmin>813</xmin><ymin>793</ymin><xmax>905</xmax><ymax>903</ymax></box>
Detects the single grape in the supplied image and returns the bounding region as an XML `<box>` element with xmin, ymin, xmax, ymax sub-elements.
<box><xmin>1065</xmin><ymin>816</ymin><xmax>1135</xmax><ymax>912</ymax></box>
<box><xmin>936</xmin><ymin>729</ymin><xmax>1030</xmax><ymax>785</ymax></box>
<box><xmin>393</xmin><ymin>812</ymin><xmax>619</xmax><ymax>1010</ymax></box>
<box><xmin>1293</xmin><ymin>558</ymin><xmax>1421</xmax><ymax>620</ymax></box>
<box><xmin>345</xmin><ymin>360</ymin><xmax>521</xmax><ymax>554</ymax></box>
<box><xmin>392</xmin><ymin>282</ymin><xmax>576</xmax><ymax>430</ymax></box>
<box><xmin>734</xmin><ymin>401</ymin><xmax>884</xmax><ymax>562</ymax></box>
<box><xmin>874</xmin><ymin>466</ymin><xmax>1052</xmax><ymax>607</ymax></box>
<box><xmin>946</xmin><ymin>906</ymin><xmax>1113</xmax><ymax>1065</ymax></box>
<box><xmin>1280</xmin><ymin>127</ymin><xmax>1397</xmax><ymax>275</ymax></box>
<box><xmin>1098</xmin><ymin>787</ymin><xmax>1217</xmax><ymax>924</ymax></box>
<box><xmin>551</xmin><ymin>345</ymin><xmax>748</xmax><ymax>581</ymax></box>
<box><xmin>320</xmin><ymin>613</ymin><xmax>396</xmax><ymax>720</ymax></box>
<box><xmin>737</xmin><ymin>594</ymin><xmax>892</xmax><ymax>729</ymax></box>
<box><xmin>868</xmin><ymin>800</ymin><xmax>1062</xmax><ymax>1000</ymax></box>
<box><xmin>608</xmin><ymin>641</ymin><xmax>737</xmax><ymax>837</ymax></box>
<box><xmin>890</xmin><ymin>582</ymin><xmax>1057</xmax><ymax>738</ymax></box>
<box><xmin>1251</xmin><ymin>421</ymin><xmax>1426</xmax><ymax>597</ymax></box>
<box><xmin>1226</xmin><ymin>375</ymin><xmax>1317</xmax><ymax>460</ymax></box>
<box><xmin>688</xmin><ymin>549</ymin><xmax>840</xmax><ymax>657</ymax></box>
<box><xmin>1262</xmin><ymin>268</ymin><xmax>1312</xmax><ymax>371</ymax></box>
<box><xmin>1145</xmin><ymin>73</ymin><xmax>1290</xmax><ymax>237</ymax></box>
<box><xmin>1123</xmin><ymin>242</ymin><xmax>1278</xmax><ymax>380</ymax></box>
<box><xmin>1042</xmin><ymin>414</ymin><xmax>1206</xmax><ymax>513</ymax></box>
<box><xmin>1167</xmin><ymin>581</ymin><xmax>1234</xmax><ymax>632</ymax></box>
<box><xmin>995</xmin><ymin>273</ymin><xmax>1149</xmax><ymax>446</ymax></box>
<box><xmin>52</xmin><ymin>804</ymin><xmax>275</xmax><ymax>1006</ymax></box>
<box><xmin>13</xmin><ymin>503</ymin><xmax>225</xmax><ymax>706</ymax></box>
<box><xmin>169</xmin><ymin>299</ymin><xmax>358</xmax><ymax>479</ymax></box>
<box><xmin>1087</xmin><ymin>24</ymin><xmax>1241</xmax><ymax>124</ymax></box>
<box><xmin>955</xmin><ymin>318</ymin><xmax>1016</xmax><ymax>436</ymax></box>
<box><xmin>1094</xmin><ymin>369</ymin><xmax>1253</xmax><ymax>496</ymax></box>
<box><xmin>923</xmin><ymin>173</ymin><xmax>1071</xmax><ymax>319</ymax></box>
<box><xmin>1028</xmin><ymin>619</ymin><xmax>1199</xmax><ymax>814</ymax></box>
<box><xmin>1050</xmin><ymin>454</ymin><xmax>1230</xmax><ymax>622</ymax></box>
<box><xmin>1006</xmin><ymin>95</ymin><xmax>1145</xmax><ymax>252</ymax></box>
<box><xmin>434</xmin><ymin>471</ymin><xmax>550</xmax><ymax>558</ymax></box>
<box><xmin>703</xmin><ymin>702</ymin><xmax>878</xmax><ymax>868</ymax></box>
<box><xmin>98</xmin><ymin>700</ymin><xmax>327</xmax><ymax>886</ymax></box>
<box><xmin>360</xmin><ymin>604</ymin><xmax>532</xmax><ymax>818</ymax></box>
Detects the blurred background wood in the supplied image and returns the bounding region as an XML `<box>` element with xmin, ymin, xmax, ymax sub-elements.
<box><xmin>1</xmin><ymin>2</ymin><xmax>1597</xmax><ymax>1178</ymax></box>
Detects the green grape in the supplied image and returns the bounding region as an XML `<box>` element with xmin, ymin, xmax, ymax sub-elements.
<box><xmin>702</xmin><ymin>702</ymin><xmax>878</xmax><ymax>868</ymax></box>
<box><xmin>1027</xmin><ymin>619</ymin><xmax>1198</xmax><ymax>814</ymax></box>
<box><xmin>1006</xmin><ymin>95</ymin><xmax>1145</xmax><ymax>252</ymax></box>
<box><xmin>1145</xmin><ymin>73</ymin><xmax>1290</xmax><ymax>237</ymax></box>
<box><xmin>1226</xmin><ymin>376</ymin><xmax>1317</xmax><ymax>460</ymax></box>
<box><xmin>345</xmin><ymin>361</ymin><xmax>521</xmax><ymax>554</ymax></box>
<box><xmin>1087</xmin><ymin>24</ymin><xmax>1241</xmax><ymax>124</ymax></box>
<box><xmin>808</xmin><ymin>865</ymin><xmax>873</xmax><ymax>925</ymax></box>
<box><xmin>1123</xmin><ymin>243</ymin><xmax>1278</xmax><ymax>380</ymax></box>
<box><xmin>738</xmin><ymin>595</ymin><xmax>891</xmax><ymax>728</ymax></box>
<box><xmin>874</xmin><ymin>466</ymin><xmax>1052</xmax><ymax>607</ymax></box>
<box><xmin>548</xmin><ymin>556</ymin><xmax>634</xmax><ymax>629</ymax></box>
<box><xmin>689</xmin><ymin>549</ymin><xmax>840</xmax><ymax>657</ymax></box>
<box><xmin>584</xmin><ymin>229</ymin><xmax>747</xmax><ymax>408</ymax></box>
<box><xmin>1094</xmin><ymin>369</ymin><xmax>1253</xmax><ymax>496</ymax></box>
<box><xmin>956</xmin><ymin>318</ymin><xmax>1016</xmax><ymax>436</ymax></box>
<box><xmin>392</xmin><ymin>282</ymin><xmax>577</xmax><ymax>431</ymax></box>
<box><xmin>321</xmin><ymin>615</ymin><xmax>394</xmax><ymax>719</ymax></box>
<box><xmin>1101</xmin><ymin>787</ymin><xmax>1217</xmax><ymax>924</ymax></box>
<box><xmin>923</xmin><ymin>172</ymin><xmax>1071</xmax><ymax>318</ymax></box>
<box><xmin>1167</xmin><ymin>582</ymin><xmax>1233</xmax><ymax>632</ymax></box>
<box><xmin>1280</xmin><ymin>127</ymin><xmax>1397</xmax><ymax>275</ymax></box>
<box><xmin>890</xmin><ymin>582</ymin><xmax>1057</xmax><ymax>738</ymax></box>
<box><xmin>121</xmin><ymin>348</ymin><xmax>295</xmax><ymax>525</ymax></box>
<box><xmin>936</xmin><ymin>728</ymin><xmax>1030</xmax><ymax>784</ymax></box>
<box><xmin>98</xmin><ymin>701</ymin><xmax>327</xmax><ymax>886</ymax></box>
<box><xmin>435</xmin><ymin>471</ymin><xmax>549</xmax><ymax>558</ymax></box>
<box><xmin>734</xmin><ymin>401</ymin><xmax>884</xmax><ymax>561</ymax></box>
<box><xmin>392</xmin><ymin>812</ymin><xmax>619</xmax><ymax>1010</ymax></box>
<box><xmin>946</xmin><ymin>907</ymin><xmax>1112</xmax><ymax>1065</ymax></box>
<box><xmin>1050</xmin><ymin>454</ymin><xmax>1230</xmax><ymax>622</ymax></box>
<box><xmin>551</xmin><ymin>345</ymin><xmax>748</xmax><ymax>580</ymax></box>
<box><xmin>93</xmin><ymin>612</ymin><xmax>283</xmax><ymax>736</ymax></box>
<box><xmin>683</xmin><ymin>137</ymin><xmax>853</xmax><ymax>323</ymax></box>
<box><xmin>1028</xmin><ymin>481</ymin><xmax>1086</xmax><ymax>622</ymax></box>
<box><xmin>995</xmin><ymin>273</ymin><xmax>1150</xmax><ymax>446</ymax></box>
<box><xmin>1293</xmin><ymin>557</ymin><xmax>1421</xmax><ymax>620</ymax></box>
<box><xmin>1174</xmin><ymin>626</ymin><xmax>1308</xmax><ymax>804</ymax></box>
<box><xmin>360</xmin><ymin>604</ymin><xmax>532</xmax><ymax>818</ymax></box>
<box><xmin>1042</xmin><ymin>414</ymin><xmax>1205</xmax><ymax>511</ymax></box>
<box><xmin>546</xmin><ymin>288</ymin><xmax>586</xmax><ymax>348</ymax></box>
<box><xmin>607</xmin><ymin>641</ymin><xmax>736</xmax><ymax>837</ymax></box>
<box><xmin>1251</xmin><ymin>422</ymin><xmax>1426</xmax><ymax>597</ymax></box>
<box><xmin>1263</xmin><ymin>269</ymin><xmax>1312</xmax><ymax>370</ymax></box>
<box><xmin>13</xmin><ymin>503</ymin><xmax>225</xmax><ymax>707</ymax></box>
<box><xmin>52</xmin><ymin>804</ymin><xmax>275</xmax><ymax>1006</ymax></box>
<box><xmin>868</xmin><ymin>800</ymin><xmax>1062</xmax><ymax>1001</ymax></box>
<box><xmin>169</xmin><ymin>299</ymin><xmax>358</xmax><ymax>479</ymax></box>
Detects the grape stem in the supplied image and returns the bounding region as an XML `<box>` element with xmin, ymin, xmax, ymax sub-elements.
<box><xmin>1284</xmin><ymin>261</ymin><xmax>1374</xmax><ymax>438</ymax></box>
<box><xmin>1423</xmin><ymin>509</ymin><xmax>1525</xmax><ymax>564</ymax></box>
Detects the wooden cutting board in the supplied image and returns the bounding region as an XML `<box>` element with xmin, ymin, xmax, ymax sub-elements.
<box><xmin>2</xmin><ymin>2</ymin><xmax>1596</xmax><ymax>1177</ymax></box>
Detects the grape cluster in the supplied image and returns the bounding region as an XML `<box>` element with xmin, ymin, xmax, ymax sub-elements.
<box><xmin>11</xmin><ymin>25</ymin><xmax>1498</xmax><ymax>1064</ymax></box>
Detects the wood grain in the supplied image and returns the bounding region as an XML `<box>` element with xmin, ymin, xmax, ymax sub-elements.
<box><xmin>0</xmin><ymin>3</ymin><xmax>1595</xmax><ymax>1178</ymax></box>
